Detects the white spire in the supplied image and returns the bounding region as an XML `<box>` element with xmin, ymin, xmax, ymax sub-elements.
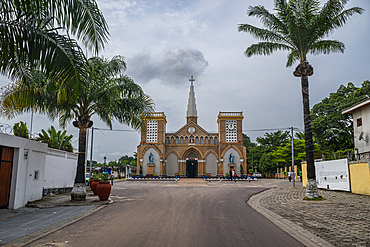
<box><xmin>186</xmin><ymin>76</ymin><xmax>197</xmax><ymax>118</ymax></box>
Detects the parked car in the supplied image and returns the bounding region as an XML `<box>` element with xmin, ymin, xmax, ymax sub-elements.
<box><xmin>253</xmin><ymin>172</ymin><xmax>262</xmax><ymax>179</ymax></box>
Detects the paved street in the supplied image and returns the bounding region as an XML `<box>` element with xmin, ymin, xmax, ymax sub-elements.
<box><xmin>24</xmin><ymin>180</ymin><xmax>304</xmax><ymax>247</ymax></box>
<box><xmin>2</xmin><ymin>178</ymin><xmax>370</xmax><ymax>247</ymax></box>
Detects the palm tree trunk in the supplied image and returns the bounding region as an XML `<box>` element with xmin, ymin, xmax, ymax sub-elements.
<box><xmin>76</xmin><ymin>127</ymin><xmax>87</xmax><ymax>183</ymax></box>
<box><xmin>71</xmin><ymin>126</ymin><xmax>88</xmax><ymax>201</ymax></box>
<box><xmin>294</xmin><ymin>61</ymin><xmax>319</xmax><ymax>198</ymax></box>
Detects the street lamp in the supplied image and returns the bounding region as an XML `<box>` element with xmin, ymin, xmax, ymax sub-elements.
<box><xmin>118</xmin><ymin>159</ymin><xmax>121</xmax><ymax>179</ymax></box>
<box><xmin>104</xmin><ymin>156</ymin><xmax>106</xmax><ymax>172</ymax></box>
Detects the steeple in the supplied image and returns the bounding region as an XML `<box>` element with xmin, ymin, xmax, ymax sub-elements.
<box><xmin>186</xmin><ymin>76</ymin><xmax>198</xmax><ymax>124</ymax></box>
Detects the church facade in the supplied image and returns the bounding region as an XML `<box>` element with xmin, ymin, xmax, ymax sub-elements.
<box><xmin>137</xmin><ymin>76</ymin><xmax>247</xmax><ymax>177</ymax></box>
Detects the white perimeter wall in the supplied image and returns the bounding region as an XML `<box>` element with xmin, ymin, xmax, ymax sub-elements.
<box><xmin>0</xmin><ymin>133</ymin><xmax>48</xmax><ymax>210</ymax></box>
<box><xmin>1</xmin><ymin>133</ymin><xmax>78</xmax><ymax>209</ymax></box>
<box><xmin>315</xmin><ymin>158</ymin><xmax>350</xmax><ymax>191</ymax></box>
<box><xmin>43</xmin><ymin>148</ymin><xmax>77</xmax><ymax>189</ymax></box>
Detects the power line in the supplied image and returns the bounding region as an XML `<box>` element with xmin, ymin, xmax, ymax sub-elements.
<box><xmin>92</xmin><ymin>126</ymin><xmax>304</xmax><ymax>133</ymax></box>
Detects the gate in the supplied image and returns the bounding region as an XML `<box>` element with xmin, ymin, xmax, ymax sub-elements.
<box><xmin>0</xmin><ymin>146</ymin><xmax>14</xmax><ymax>208</ymax></box>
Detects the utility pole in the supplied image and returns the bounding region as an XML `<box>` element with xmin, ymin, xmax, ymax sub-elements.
<box><xmin>89</xmin><ymin>127</ymin><xmax>94</xmax><ymax>184</ymax></box>
<box><xmin>291</xmin><ymin>126</ymin><xmax>295</xmax><ymax>188</ymax></box>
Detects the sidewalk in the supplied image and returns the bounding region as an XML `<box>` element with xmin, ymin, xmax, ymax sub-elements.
<box><xmin>248</xmin><ymin>184</ymin><xmax>370</xmax><ymax>247</ymax></box>
<box><xmin>0</xmin><ymin>189</ymin><xmax>111</xmax><ymax>246</ymax></box>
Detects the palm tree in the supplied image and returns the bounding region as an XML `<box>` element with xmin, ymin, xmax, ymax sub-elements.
<box><xmin>0</xmin><ymin>0</ymin><xmax>109</xmax><ymax>94</ymax></box>
<box><xmin>0</xmin><ymin>56</ymin><xmax>155</xmax><ymax>200</ymax></box>
<box><xmin>238</xmin><ymin>0</ymin><xmax>364</xmax><ymax>198</ymax></box>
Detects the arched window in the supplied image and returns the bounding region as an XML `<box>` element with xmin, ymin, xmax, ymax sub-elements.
<box><xmin>166</xmin><ymin>137</ymin><xmax>169</xmax><ymax>144</ymax></box>
<box><xmin>176</xmin><ymin>137</ymin><xmax>179</xmax><ymax>144</ymax></box>
<box><xmin>180</xmin><ymin>137</ymin><xmax>184</xmax><ymax>144</ymax></box>
<box><xmin>214</xmin><ymin>137</ymin><xmax>218</xmax><ymax>145</ymax></box>
<box><xmin>171</xmin><ymin>136</ymin><xmax>174</xmax><ymax>144</ymax></box>
<box><xmin>196</xmin><ymin>136</ymin><xmax>199</xmax><ymax>144</ymax></box>
<box><xmin>200</xmin><ymin>137</ymin><xmax>203</xmax><ymax>144</ymax></box>
<box><xmin>210</xmin><ymin>137</ymin><xmax>213</xmax><ymax>145</ymax></box>
<box><xmin>205</xmin><ymin>137</ymin><xmax>208</xmax><ymax>144</ymax></box>
<box><xmin>185</xmin><ymin>137</ymin><xmax>188</xmax><ymax>144</ymax></box>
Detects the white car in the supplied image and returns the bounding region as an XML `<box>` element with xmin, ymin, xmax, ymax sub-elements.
<box><xmin>253</xmin><ymin>172</ymin><xmax>262</xmax><ymax>179</ymax></box>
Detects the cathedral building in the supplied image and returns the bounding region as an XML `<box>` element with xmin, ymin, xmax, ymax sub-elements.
<box><xmin>137</xmin><ymin>76</ymin><xmax>247</xmax><ymax>177</ymax></box>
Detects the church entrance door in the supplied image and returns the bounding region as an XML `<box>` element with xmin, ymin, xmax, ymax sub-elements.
<box><xmin>186</xmin><ymin>160</ymin><xmax>198</xmax><ymax>178</ymax></box>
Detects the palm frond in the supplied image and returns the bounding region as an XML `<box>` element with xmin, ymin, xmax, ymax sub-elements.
<box><xmin>238</xmin><ymin>24</ymin><xmax>291</xmax><ymax>45</ymax></box>
<box><xmin>246</xmin><ymin>5</ymin><xmax>288</xmax><ymax>34</ymax></box>
<box><xmin>286</xmin><ymin>50</ymin><xmax>300</xmax><ymax>67</ymax></box>
<box><xmin>244</xmin><ymin>42</ymin><xmax>293</xmax><ymax>57</ymax></box>
<box><xmin>309</xmin><ymin>40</ymin><xmax>345</xmax><ymax>55</ymax></box>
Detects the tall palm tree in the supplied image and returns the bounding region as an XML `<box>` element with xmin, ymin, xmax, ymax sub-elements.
<box><xmin>0</xmin><ymin>0</ymin><xmax>109</xmax><ymax>94</ymax></box>
<box><xmin>238</xmin><ymin>0</ymin><xmax>364</xmax><ymax>198</ymax></box>
<box><xmin>0</xmin><ymin>56</ymin><xmax>155</xmax><ymax>201</ymax></box>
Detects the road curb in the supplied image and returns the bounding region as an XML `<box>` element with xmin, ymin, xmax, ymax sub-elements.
<box><xmin>248</xmin><ymin>189</ymin><xmax>334</xmax><ymax>247</ymax></box>
<box><xmin>4</xmin><ymin>204</ymin><xmax>106</xmax><ymax>247</ymax></box>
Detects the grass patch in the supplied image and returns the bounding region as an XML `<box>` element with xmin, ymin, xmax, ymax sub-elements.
<box><xmin>303</xmin><ymin>196</ymin><xmax>325</xmax><ymax>201</ymax></box>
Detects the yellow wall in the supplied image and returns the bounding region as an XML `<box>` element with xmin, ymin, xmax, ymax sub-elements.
<box><xmin>349</xmin><ymin>162</ymin><xmax>370</xmax><ymax>195</ymax></box>
<box><xmin>302</xmin><ymin>162</ymin><xmax>307</xmax><ymax>187</ymax></box>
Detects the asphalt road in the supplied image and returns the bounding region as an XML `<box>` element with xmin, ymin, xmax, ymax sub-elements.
<box><xmin>26</xmin><ymin>181</ymin><xmax>305</xmax><ymax>247</ymax></box>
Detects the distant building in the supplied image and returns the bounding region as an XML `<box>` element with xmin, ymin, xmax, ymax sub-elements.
<box><xmin>342</xmin><ymin>98</ymin><xmax>370</xmax><ymax>160</ymax></box>
<box><xmin>137</xmin><ymin>76</ymin><xmax>247</xmax><ymax>177</ymax></box>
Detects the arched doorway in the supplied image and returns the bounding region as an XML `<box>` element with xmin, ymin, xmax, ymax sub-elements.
<box><xmin>186</xmin><ymin>152</ymin><xmax>198</xmax><ymax>178</ymax></box>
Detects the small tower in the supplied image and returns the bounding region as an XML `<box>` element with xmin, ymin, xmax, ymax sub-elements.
<box><xmin>140</xmin><ymin>112</ymin><xmax>167</xmax><ymax>144</ymax></box>
<box><xmin>217</xmin><ymin>112</ymin><xmax>244</xmax><ymax>144</ymax></box>
<box><xmin>186</xmin><ymin>76</ymin><xmax>198</xmax><ymax>124</ymax></box>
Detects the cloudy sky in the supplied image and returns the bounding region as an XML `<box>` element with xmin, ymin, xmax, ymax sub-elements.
<box><xmin>0</xmin><ymin>0</ymin><xmax>369</xmax><ymax>163</ymax></box>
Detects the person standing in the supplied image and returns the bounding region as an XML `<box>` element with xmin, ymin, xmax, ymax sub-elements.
<box><xmin>229</xmin><ymin>168</ymin><xmax>233</xmax><ymax>181</ymax></box>
<box><xmin>288</xmin><ymin>171</ymin><xmax>292</xmax><ymax>182</ymax></box>
<box><xmin>232</xmin><ymin>169</ymin><xmax>235</xmax><ymax>182</ymax></box>
<box><xmin>299</xmin><ymin>170</ymin><xmax>302</xmax><ymax>182</ymax></box>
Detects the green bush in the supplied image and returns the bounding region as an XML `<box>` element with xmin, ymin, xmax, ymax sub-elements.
<box><xmin>13</xmin><ymin>121</ymin><xmax>29</xmax><ymax>138</ymax></box>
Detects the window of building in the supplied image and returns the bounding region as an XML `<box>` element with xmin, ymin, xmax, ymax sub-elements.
<box><xmin>357</xmin><ymin>118</ymin><xmax>362</xmax><ymax>127</ymax></box>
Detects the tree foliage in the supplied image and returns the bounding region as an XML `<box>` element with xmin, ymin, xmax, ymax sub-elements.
<box><xmin>35</xmin><ymin>126</ymin><xmax>73</xmax><ymax>152</ymax></box>
<box><xmin>238</xmin><ymin>0</ymin><xmax>364</xmax><ymax>67</ymax></box>
<box><xmin>0</xmin><ymin>0</ymin><xmax>109</xmax><ymax>92</ymax></box>
<box><xmin>312</xmin><ymin>81</ymin><xmax>370</xmax><ymax>152</ymax></box>
<box><xmin>13</xmin><ymin>121</ymin><xmax>28</xmax><ymax>138</ymax></box>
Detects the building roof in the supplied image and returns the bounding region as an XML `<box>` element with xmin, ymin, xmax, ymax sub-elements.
<box><xmin>342</xmin><ymin>98</ymin><xmax>370</xmax><ymax>114</ymax></box>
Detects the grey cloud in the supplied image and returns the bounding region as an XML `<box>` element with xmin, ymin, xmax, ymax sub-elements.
<box><xmin>127</xmin><ymin>47</ymin><xmax>208</xmax><ymax>86</ymax></box>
